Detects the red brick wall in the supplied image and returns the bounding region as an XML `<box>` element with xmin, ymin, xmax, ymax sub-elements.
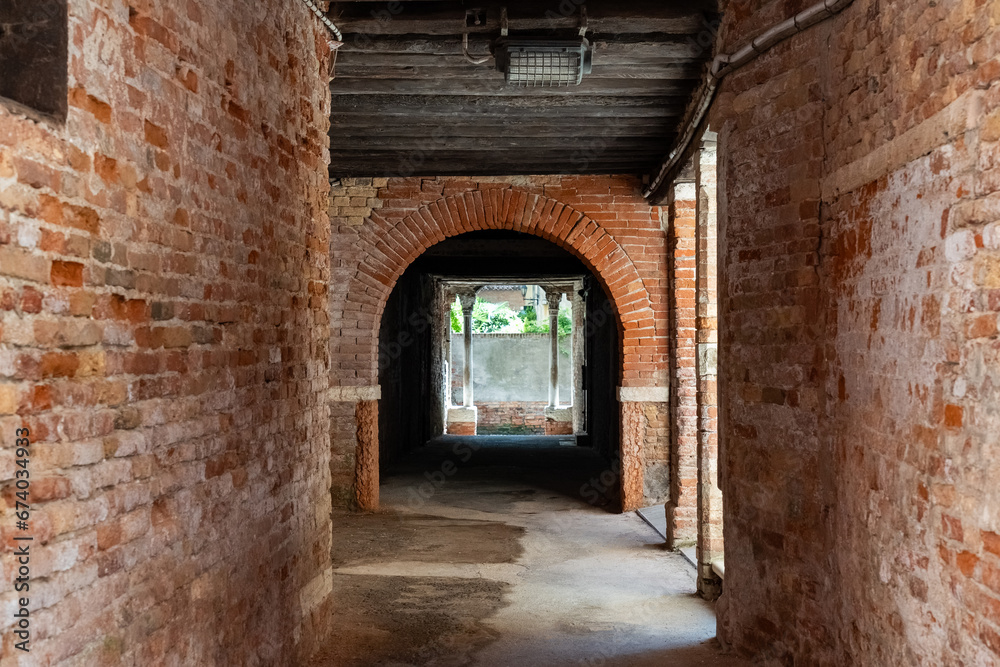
<box><xmin>330</xmin><ymin>175</ymin><xmax>666</xmax><ymax>388</ymax></box>
<box><xmin>714</xmin><ymin>0</ymin><xmax>1000</xmax><ymax>664</ymax></box>
<box><xmin>330</xmin><ymin>175</ymin><xmax>669</xmax><ymax>510</ymax></box>
<box><xmin>476</xmin><ymin>402</ymin><xmax>548</xmax><ymax>435</ymax></box>
<box><xmin>0</xmin><ymin>0</ymin><xmax>334</xmax><ymax>662</ymax></box>
<box><xmin>695</xmin><ymin>145</ymin><xmax>723</xmax><ymax>595</ymax></box>
<box><xmin>639</xmin><ymin>400</ymin><xmax>671</xmax><ymax>503</ymax></box>
<box><xmin>666</xmin><ymin>182</ymin><xmax>699</xmax><ymax>547</ymax></box>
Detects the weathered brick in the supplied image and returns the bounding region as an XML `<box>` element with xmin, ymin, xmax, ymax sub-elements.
<box><xmin>50</xmin><ymin>260</ymin><xmax>84</xmax><ymax>287</ymax></box>
<box><xmin>143</xmin><ymin>120</ymin><xmax>169</xmax><ymax>149</ymax></box>
<box><xmin>0</xmin><ymin>384</ymin><xmax>18</xmax><ymax>415</ymax></box>
<box><xmin>0</xmin><ymin>245</ymin><xmax>50</xmax><ymax>283</ymax></box>
<box><xmin>712</xmin><ymin>0</ymin><xmax>1000</xmax><ymax>663</ymax></box>
<box><xmin>0</xmin><ymin>0</ymin><xmax>334</xmax><ymax>662</ymax></box>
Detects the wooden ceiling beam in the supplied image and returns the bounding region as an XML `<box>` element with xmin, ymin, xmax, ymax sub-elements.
<box><xmin>330</xmin><ymin>148</ymin><xmax>667</xmax><ymax>157</ymax></box>
<box><xmin>329</xmin><ymin>136</ymin><xmax>673</xmax><ymax>149</ymax></box>
<box><xmin>329</xmin><ymin>77</ymin><xmax>693</xmax><ymax>96</ymax></box>
<box><xmin>331</xmin><ymin>4</ymin><xmax>712</xmax><ymax>36</ymax></box>
<box><xmin>329</xmin><ymin>94</ymin><xmax>688</xmax><ymax>113</ymax></box>
<box><xmin>330</xmin><ymin>117</ymin><xmax>682</xmax><ymax>130</ymax></box>
<box><xmin>329</xmin><ymin>119</ymin><xmax>680</xmax><ymax>135</ymax></box>
<box><xmin>329</xmin><ymin>161</ymin><xmax>661</xmax><ymax>178</ymax></box>
<box><xmin>326</xmin><ymin>2</ymin><xmax>718</xmax><ymax>179</ymax></box>
<box><xmin>335</xmin><ymin>36</ymin><xmax>702</xmax><ymax>60</ymax></box>
<box><xmin>332</xmin><ymin>62</ymin><xmax>703</xmax><ymax>81</ymax></box>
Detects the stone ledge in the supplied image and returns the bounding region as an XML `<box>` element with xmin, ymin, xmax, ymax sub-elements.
<box><xmin>617</xmin><ymin>386</ymin><xmax>670</xmax><ymax>403</ymax></box>
<box><xmin>446</xmin><ymin>406</ymin><xmax>477</xmax><ymax>423</ymax></box>
<box><xmin>328</xmin><ymin>385</ymin><xmax>381</xmax><ymax>402</ymax></box>
<box><xmin>543</xmin><ymin>406</ymin><xmax>573</xmax><ymax>422</ymax></box>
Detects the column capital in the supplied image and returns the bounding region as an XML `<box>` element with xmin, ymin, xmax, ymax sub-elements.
<box><xmin>545</xmin><ymin>290</ymin><xmax>564</xmax><ymax>311</ymax></box>
<box><xmin>457</xmin><ymin>289</ymin><xmax>477</xmax><ymax>312</ymax></box>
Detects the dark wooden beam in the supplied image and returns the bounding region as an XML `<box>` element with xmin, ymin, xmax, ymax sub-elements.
<box><xmin>330</xmin><ymin>148</ymin><xmax>667</xmax><ymax>158</ymax></box>
<box><xmin>329</xmin><ymin>77</ymin><xmax>693</xmax><ymax>96</ymax></box>
<box><xmin>325</xmin><ymin>2</ymin><xmax>718</xmax><ymax>181</ymax></box>
<box><xmin>329</xmin><ymin>119</ymin><xmax>679</xmax><ymax>136</ymax></box>
<box><xmin>329</xmin><ymin>157</ymin><xmax>662</xmax><ymax>178</ymax></box>
<box><xmin>329</xmin><ymin>135</ymin><xmax>671</xmax><ymax>149</ymax></box>
<box><xmin>335</xmin><ymin>53</ymin><xmax>699</xmax><ymax>69</ymax></box>
<box><xmin>331</xmin><ymin>2</ymin><xmax>711</xmax><ymax>36</ymax></box>
<box><xmin>329</xmin><ymin>94</ymin><xmax>689</xmax><ymax>114</ymax></box>
<box><xmin>332</xmin><ymin>62</ymin><xmax>703</xmax><ymax>81</ymax></box>
<box><xmin>337</xmin><ymin>36</ymin><xmax>700</xmax><ymax>57</ymax></box>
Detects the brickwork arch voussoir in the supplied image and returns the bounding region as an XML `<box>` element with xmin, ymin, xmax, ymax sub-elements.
<box><xmin>344</xmin><ymin>189</ymin><xmax>656</xmax><ymax>387</ymax></box>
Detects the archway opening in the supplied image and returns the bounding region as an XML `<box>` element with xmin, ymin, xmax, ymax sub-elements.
<box><xmin>377</xmin><ymin>230</ymin><xmax>622</xmax><ymax>509</ymax></box>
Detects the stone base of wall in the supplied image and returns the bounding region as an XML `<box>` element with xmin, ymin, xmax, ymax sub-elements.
<box><xmin>447</xmin><ymin>406</ymin><xmax>478</xmax><ymax>435</ymax></box>
<box><xmin>544</xmin><ymin>406</ymin><xmax>574</xmax><ymax>436</ymax></box>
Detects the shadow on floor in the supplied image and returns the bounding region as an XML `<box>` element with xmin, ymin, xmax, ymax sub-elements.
<box><xmin>384</xmin><ymin>435</ymin><xmax>622</xmax><ymax>511</ymax></box>
<box><xmin>309</xmin><ymin>435</ymin><xmax>746</xmax><ymax>667</ymax></box>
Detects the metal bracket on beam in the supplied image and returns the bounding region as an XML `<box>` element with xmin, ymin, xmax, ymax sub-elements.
<box><xmin>463</xmin><ymin>9</ymin><xmax>493</xmax><ymax>65</ymax></box>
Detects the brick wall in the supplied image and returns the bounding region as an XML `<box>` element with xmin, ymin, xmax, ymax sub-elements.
<box><xmin>639</xmin><ymin>400</ymin><xmax>671</xmax><ymax>504</ymax></box>
<box><xmin>0</xmin><ymin>0</ymin><xmax>333</xmax><ymax>662</ymax></box>
<box><xmin>475</xmin><ymin>402</ymin><xmax>548</xmax><ymax>435</ymax></box>
<box><xmin>695</xmin><ymin>141</ymin><xmax>722</xmax><ymax>597</ymax></box>
<box><xmin>714</xmin><ymin>0</ymin><xmax>1000</xmax><ymax>664</ymax></box>
<box><xmin>329</xmin><ymin>175</ymin><xmax>670</xmax><ymax>510</ymax></box>
<box><xmin>666</xmin><ymin>179</ymin><xmax>699</xmax><ymax>547</ymax></box>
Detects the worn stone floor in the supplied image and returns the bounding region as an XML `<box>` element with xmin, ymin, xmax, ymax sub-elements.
<box><xmin>309</xmin><ymin>437</ymin><xmax>747</xmax><ymax>666</ymax></box>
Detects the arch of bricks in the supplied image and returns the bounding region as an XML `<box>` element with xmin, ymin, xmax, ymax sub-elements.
<box><xmin>350</xmin><ymin>189</ymin><xmax>656</xmax><ymax>384</ymax></box>
<box><xmin>333</xmin><ymin>186</ymin><xmax>663</xmax><ymax>512</ymax></box>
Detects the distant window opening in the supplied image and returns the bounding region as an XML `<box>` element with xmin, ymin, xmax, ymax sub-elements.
<box><xmin>0</xmin><ymin>0</ymin><xmax>68</xmax><ymax>120</ymax></box>
<box><xmin>447</xmin><ymin>284</ymin><xmax>578</xmax><ymax>436</ymax></box>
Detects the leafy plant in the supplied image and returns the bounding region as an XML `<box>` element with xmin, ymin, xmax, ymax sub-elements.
<box><xmin>557</xmin><ymin>309</ymin><xmax>572</xmax><ymax>338</ymax></box>
<box><xmin>519</xmin><ymin>306</ymin><xmax>548</xmax><ymax>333</ymax></box>
<box><xmin>451</xmin><ymin>299</ymin><xmax>524</xmax><ymax>333</ymax></box>
<box><xmin>517</xmin><ymin>304</ymin><xmax>573</xmax><ymax>338</ymax></box>
<box><xmin>451</xmin><ymin>297</ymin><xmax>575</xmax><ymax>337</ymax></box>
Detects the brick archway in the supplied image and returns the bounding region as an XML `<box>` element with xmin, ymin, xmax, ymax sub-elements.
<box><xmin>351</xmin><ymin>189</ymin><xmax>655</xmax><ymax>384</ymax></box>
<box><xmin>333</xmin><ymin>185</ymin><xmax>662</xmax><ymax>512</ymax></box>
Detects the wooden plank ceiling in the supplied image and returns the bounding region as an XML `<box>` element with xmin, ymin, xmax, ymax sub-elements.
<box><xmin>328</xmin><ymin>1</ymin><xmax>718</xmax><ymax>178</ymax></box>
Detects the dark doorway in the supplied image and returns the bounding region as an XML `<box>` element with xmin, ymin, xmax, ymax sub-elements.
<box><xmin>377</xmin><ymin>230</ymin><xmax>622</xmax><ymax>508</ymax></box>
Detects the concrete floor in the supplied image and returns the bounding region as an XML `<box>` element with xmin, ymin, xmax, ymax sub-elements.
<box><xmin>310</xmin><ymin>437</ymin><xmax>747</xmax><ymax>667</ymax></box>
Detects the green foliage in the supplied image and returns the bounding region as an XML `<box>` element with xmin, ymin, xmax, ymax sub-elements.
<box><xmin>516</xmin><ymin>304</ymin><xmax>573</xmax><ymax>338</ymax></box>
<box><xmin>451</xmin><ymin>299</ymin><xmax>524</xmax><ymax>333</ymax></box>
<box><xmin>557</xmin><ymin>309</ymin><xmax>572</xmax><ymax>338</ymax></box>
<box><xmin>519</xmin><ymin>306</ymin><xmax>548</xmax><ymax>333</ymax></box>
<box><xmin>451</xmin><ymin>297</ymin><xmax>575</xmax><ymax>337</ymax></box>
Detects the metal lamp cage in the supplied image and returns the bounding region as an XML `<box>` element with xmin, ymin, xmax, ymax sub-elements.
<box><xmin>495</xmin><ymin>39</ymin><xmax>594</xmax><ymax>87</ymax></box>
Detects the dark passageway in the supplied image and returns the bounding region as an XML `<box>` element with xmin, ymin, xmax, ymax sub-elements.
<box><xmin>389</xmin><ymin>436</ymin><xmax>619</xmax><ymax>510</ymax></box>
<box><xmin>4</xmin><ymin>0</ymin><xmax>997</xmax><ymax>663</ymax></box>
<box><xmin>378</xmin><ymin>231</ymin><xmax>622</xmax><ymax>495</ymax></box>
